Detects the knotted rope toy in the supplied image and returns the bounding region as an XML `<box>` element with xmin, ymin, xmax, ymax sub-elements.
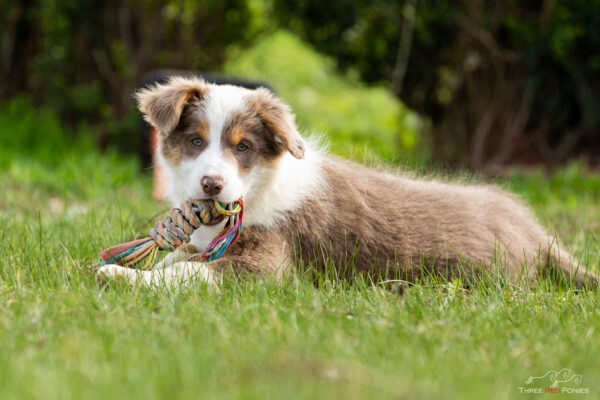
<box><xmin>98</xmin><ymin>199</ymin><xmax>243</xmax><ymax>270</ymax></box>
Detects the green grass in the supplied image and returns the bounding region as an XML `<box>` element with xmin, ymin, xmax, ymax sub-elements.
<box><xmin>1</xmin><ymin>90</ymin><xmax>600</xmax><ymax>399</ymax></box>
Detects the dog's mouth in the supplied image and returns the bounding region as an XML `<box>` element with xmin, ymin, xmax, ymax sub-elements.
<box><xmin>189</xmin><ymin>196</ymin><xmax>239</xmax><ymax>226</ymax></box>
<box><xmin>196</xmin><ymin>197</ymin><xmax>225</xmax><ymax>225</ymax></box>
<box><xmin>205</xmin><ymin>214</ymin><xmax>225</xmax><ymax>226</ymax></box>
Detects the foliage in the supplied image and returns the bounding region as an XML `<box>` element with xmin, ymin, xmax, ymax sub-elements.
<box><xmin>3</xmin><ymin>1</ymin><xmax>599</xmax><ymax>168</ymax></box>
<box><xmin>0</xmin><ymin>0</ymin><xmax>265</xmax><ymax>151</ymax></box>
<box><xmin>0</xmin><ymin>103</ymin><xmax>599</xmax><ymax>399</ymax></box>
<box><xmin>273</xmin><ymin>0</ymin><xmax>600</xmax><ymax>168</ymax></box>
<box><xmin>225</xmin><ymin>31</ymin><xmax>426</xmax><ymax>164</ymax></box>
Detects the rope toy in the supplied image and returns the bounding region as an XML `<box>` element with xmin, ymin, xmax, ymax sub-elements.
<box><xmin>98</xmin><ymin>199</ymin><xmax>243</xmax><ymax>270</ymax></box>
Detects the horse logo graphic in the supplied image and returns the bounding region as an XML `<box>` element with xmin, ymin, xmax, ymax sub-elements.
<box><xmin>550</xmin><ymin>373</ymin><xmax>583</xmax><ymax>388</ymax></box>
<box><xmin>520</xmin><ymin>368</ymin><xmax>589</xmax><ymax>395</ymax></box>
<box><xmin>525</xmin><ymin>368</ymin><xmax>572</xmax><ymax>385</ymax></box>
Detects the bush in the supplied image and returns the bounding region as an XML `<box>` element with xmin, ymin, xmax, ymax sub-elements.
<box><xmin>273</xmin><ymin>0</ymin><xmax>600</xmax><ymax>168</ymax></box>
<box><xmin>225</xmin><ymin>31</ymin><xmax>426</xmax><ymax>165</ymax></box>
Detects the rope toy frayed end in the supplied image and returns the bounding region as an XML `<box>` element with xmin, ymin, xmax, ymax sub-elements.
<box><xmin>98</xmin><ymin>199</ymin><xmax>243</xmax><ymax>270</ymax></box>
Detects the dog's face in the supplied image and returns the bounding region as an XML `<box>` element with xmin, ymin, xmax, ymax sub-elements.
<box><xmin>137</xmin><ymin>77</ymin><xmax>305</xmax><ymax>207</ymax></box>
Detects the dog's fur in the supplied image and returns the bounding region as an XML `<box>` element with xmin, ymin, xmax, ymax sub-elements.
<box><xmin>97</xmin><ymin>77</ymin><xmax>598</xmax><ymax>289</ymax></box>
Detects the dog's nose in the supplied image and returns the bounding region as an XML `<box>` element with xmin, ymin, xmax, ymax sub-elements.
<box><xmin>201</xmin><ymin>175</ymin><xmax>224</xmax><ymax>196</ymax></box>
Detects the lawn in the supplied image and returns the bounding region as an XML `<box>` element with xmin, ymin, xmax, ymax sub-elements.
<box><xmin>1</xmin><ymin>96</ymin><xmax>599</xmax><ymax>400</ymax></box>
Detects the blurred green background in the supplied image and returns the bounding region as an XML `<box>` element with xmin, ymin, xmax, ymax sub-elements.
<box><xmin>2</xmin><ymin>0</ymin><xmax>599</xmax><ymax>171</ymax></box>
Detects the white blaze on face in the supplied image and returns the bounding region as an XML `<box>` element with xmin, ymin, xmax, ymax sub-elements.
<box><xmin>160</xmin><ymin>84</ymin><xmax>251</xmax><ymax>206</ymax></box>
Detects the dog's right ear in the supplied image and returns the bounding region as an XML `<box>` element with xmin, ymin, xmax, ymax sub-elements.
<box><xmin>135</xmin><ymin>77</ymin><xmax>207</xmax><ymax>135</ymax></box>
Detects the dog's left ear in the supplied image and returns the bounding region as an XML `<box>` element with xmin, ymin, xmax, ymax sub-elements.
<box><xmin>247</xmin><ymin>88</ymin><xmax>305</xmax><ymax>159</ymax></box>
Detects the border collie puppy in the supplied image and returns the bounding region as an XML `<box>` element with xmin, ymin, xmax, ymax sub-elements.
<box><xmin>97</xmin><ymin>77</ymin><xmax>598</xmax><ymax>289</ymax></box>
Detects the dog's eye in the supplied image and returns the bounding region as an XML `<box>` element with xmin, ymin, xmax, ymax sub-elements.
<box><xmin>236</xmin><ymin>143</ymin><xmax>249</xmax><ymax>152</ymax></box>
<box><xmin>191</xmin><ymin>138</ymin><xmax>203</xmax><ymax>147</ymax></box>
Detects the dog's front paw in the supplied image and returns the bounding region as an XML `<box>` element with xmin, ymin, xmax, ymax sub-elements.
<box><xmin>95</xmin><ymin>262</ymin><xmax>219</xmax><ymax>289</ymax></box>
<box><xmin>96</xmin><ymin>264</ymin><xmax>136</xmax><ymax>286</ymax></box>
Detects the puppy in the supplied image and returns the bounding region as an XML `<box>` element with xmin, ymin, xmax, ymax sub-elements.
<box><xmin>97</xmin><ymin>77</ymin><xmax>598</xmax><ymax>289</ymax></box>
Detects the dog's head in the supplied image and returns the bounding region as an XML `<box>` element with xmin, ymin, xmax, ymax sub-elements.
<box><xmin>136</xmin><ymin>77</ymin><xmax>305</xmax><ymax>207</ymax></box>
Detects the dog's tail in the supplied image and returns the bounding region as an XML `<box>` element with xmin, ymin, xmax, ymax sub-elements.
<box><xmin>544</xmin><ymin>245</ymin><xmax>599</xmax><ymax>289</ymax></box>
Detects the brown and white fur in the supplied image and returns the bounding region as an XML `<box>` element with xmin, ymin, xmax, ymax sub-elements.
<box><xmin>97</xmin><ymin>77</ymin><xmax>598</xmax><ymax>289</ymax></box>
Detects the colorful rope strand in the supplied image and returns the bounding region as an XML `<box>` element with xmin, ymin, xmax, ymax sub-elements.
<box><xmin>98</xmin><ymin>199</ymin><xmax>243</xmax><ymax>270</ymax></box>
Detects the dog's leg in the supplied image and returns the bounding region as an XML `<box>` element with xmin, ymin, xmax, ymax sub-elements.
<box><xmin>96</xmin><ymin>261</ymin><xmax>217</xmax><ymax>288</ymax></box>
<box><xmin>152</xmin><ymin>246</ymin><xmax>194</xmax><ymax>270</ymax></box>
<box><xmin>204</xmin><ymin>227</ymin><xmax>293</xmax><ymax>281</ymax></box>
<box><xmin>96</xmin><ymin>227</ymin><xmax>292</xmax><ymax>288</ymax></box>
